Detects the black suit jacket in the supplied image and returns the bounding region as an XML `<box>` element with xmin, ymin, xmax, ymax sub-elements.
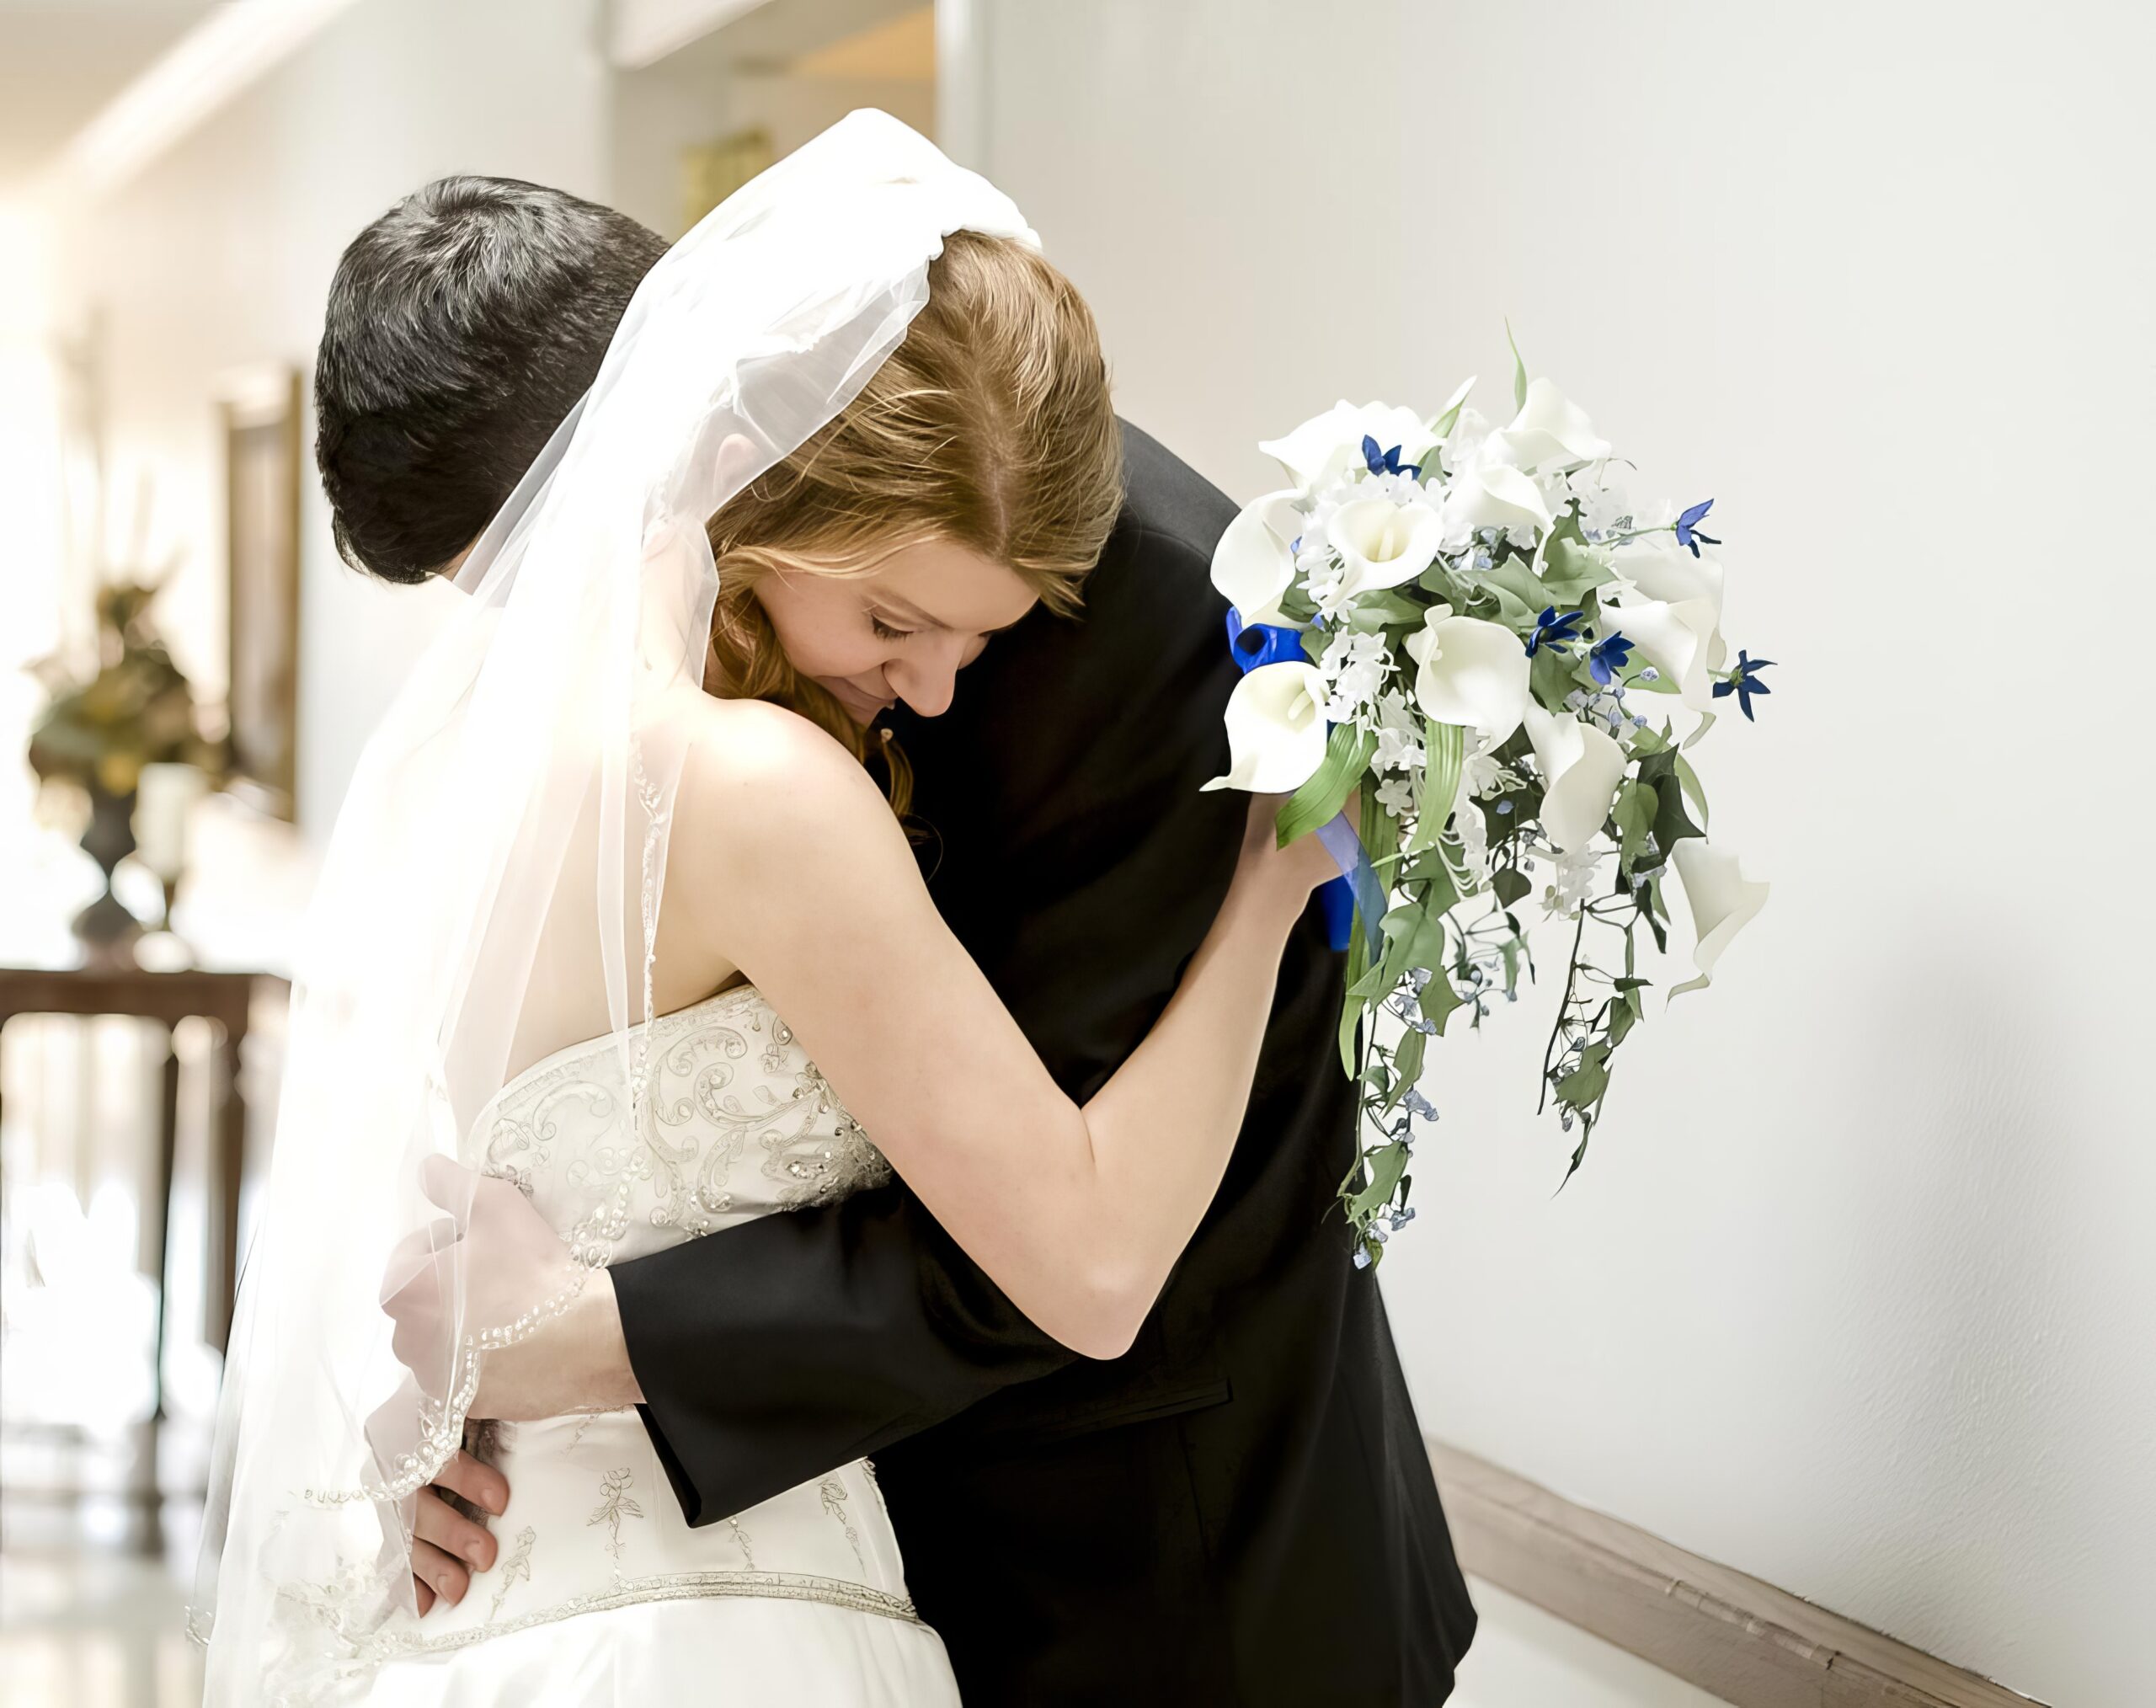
<box><xmin>611</xmin><ymin>422</ymin><xmax>1477</xmax><ymax>1705</ymax></box>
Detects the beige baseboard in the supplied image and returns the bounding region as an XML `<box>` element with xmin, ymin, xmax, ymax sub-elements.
<box><xmin>1429</xmin><ymin>1442</ymin><xmax>2047</xmax><ymax>1708</ymax></box>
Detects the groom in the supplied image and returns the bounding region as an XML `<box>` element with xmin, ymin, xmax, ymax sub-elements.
<box><xmin>316</xmin><ymin>176</ymin><xmax>1476</xmax><ymax>1705</ymax></box>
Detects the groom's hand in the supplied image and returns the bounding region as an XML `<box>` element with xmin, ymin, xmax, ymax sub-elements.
<box><xmin>467</xmin><ymin>1267</ymin><xmax>643</xmax><ymax>1418</ymax></box>
<box><xmin>378</xmin><ymin>1157</ymin><xmax>643</xmax><ymax>1421</ymax></box>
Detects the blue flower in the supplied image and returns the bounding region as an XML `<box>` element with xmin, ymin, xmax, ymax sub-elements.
<box><xmin>1361</xmin><ymin>433</ymin><xmax>1422</xmax><ymax>480</ymax></box>
<box><xmin>1588</xmin><ymin>631</ymin><xmax>1634</xmax><ymax>687</ymax></box>
<box><xmin>1710</xmin><ymin>649</ymin><xmax>1774</xmax><ymax>720</ymax></box>
<box><xmin>1674</xmin><ymin>499</ymin><xmax>1720</xmax><ymax>558</ymax></box>
<box><xmin>1526</xmin><ymin>606</ymin><xmax>1582</xmax><ymax>656</ymax></box>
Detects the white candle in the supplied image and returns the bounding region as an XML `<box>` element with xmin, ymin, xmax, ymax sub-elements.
<box><xmin>135</xmin><ymin>762</ymin><xmax>207</xmax><ymax>880</ymax></box>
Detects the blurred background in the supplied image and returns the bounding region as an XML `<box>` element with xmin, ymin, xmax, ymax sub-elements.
<box><xmin>0</xmin><ymin>3</ymin><xmax>2147</xmax><ymax>1705</ymax></box>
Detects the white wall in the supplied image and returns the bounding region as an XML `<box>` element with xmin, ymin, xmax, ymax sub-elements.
<box><xmin>38</xmin><ymin>1</ymin><xmax>2150</xmax><ymax>1697</ymax></box>
<box><xmin>51</xmin><ymin>0</ymin><xmax>616</xmax><ymax>841</ymax></box>
<box><xmin>967</xmin><ymin>3</ymin><xmax>2152</xmax><ymax>1705</ymax></box>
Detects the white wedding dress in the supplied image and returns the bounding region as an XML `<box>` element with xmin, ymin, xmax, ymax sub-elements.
<box><xmin>346</xmin><ymin>985</ymin><xmax>960</xmax><ymax>1705</ymax></box>
<box><xmin>200</xmin><ymin>110</ymin><xmax>1030</xmax><ymax>1708</ymax></box>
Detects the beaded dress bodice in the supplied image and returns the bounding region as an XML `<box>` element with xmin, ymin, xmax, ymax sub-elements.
<box><xmin>344</xmin><ymin>985</ymin><xmax>915</xmax><ymax>1673</ymax></box>
<box><xmin>471</xmin><ymin>983</ymin><xmax>893</xmax><ymax>1262</ymax></box>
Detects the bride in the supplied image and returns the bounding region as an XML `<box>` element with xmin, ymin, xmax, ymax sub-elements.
<box><xmin>196</xmin><ymin>112</ymin><xmax>1333</xmax><ymax>1705</ymax></box>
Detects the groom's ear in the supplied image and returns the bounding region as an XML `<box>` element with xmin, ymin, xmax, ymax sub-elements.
<box><xmin>710</xmin><ymin>431</ymin><xmax>771</xmax><ymax>508</ymax></box>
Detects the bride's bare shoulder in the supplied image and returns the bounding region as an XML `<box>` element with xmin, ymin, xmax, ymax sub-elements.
<box><xmin>669</xmin><ymin>694</ymin><xmax>896</xmax><ymax>856</ymax></box>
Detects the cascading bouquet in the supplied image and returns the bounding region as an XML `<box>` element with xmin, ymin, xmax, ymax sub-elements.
<box><xmin>1205</xmin><ymin>339</ymin><xmax>1771</xmax><ymax>1268</ymax></box>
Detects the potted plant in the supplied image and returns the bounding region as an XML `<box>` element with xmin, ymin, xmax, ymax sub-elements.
<box><xmin>26</xmin><ymin>580</ymin><xmax>227</xmax><ymax>962</ymax></box>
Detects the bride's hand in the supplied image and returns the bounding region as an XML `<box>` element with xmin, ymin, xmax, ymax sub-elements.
<box><xmin>1231</xmin><ymin>791</ymin><xmax>1350</xmax><ymax>914</ymax></box>
<box><xmin>363</xmin><ymin>1384</ymin><xmax>506</xmax><ymax>1616</ymax></box>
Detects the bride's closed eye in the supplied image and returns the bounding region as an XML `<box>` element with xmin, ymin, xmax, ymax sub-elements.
<box><xmin>868</xmin><ymin>611</ymin><xmax>918</xmax><ymax>641</ymax></box>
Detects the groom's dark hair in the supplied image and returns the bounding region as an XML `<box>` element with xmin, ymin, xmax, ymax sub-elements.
<box><xmin>315</xmin><ymin>177</ymin><xmax>670</xmax><ymax>584</ymax></box>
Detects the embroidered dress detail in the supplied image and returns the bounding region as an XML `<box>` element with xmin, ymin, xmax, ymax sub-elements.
<box><xmin>820</xmin><ymin>1477</ymin><xmax>867</xmax><ymax>1574</ymax></box>
<box><xmin>488</xmin><ymin>1529</ymin><xmax>536</xmax><ymax>1625</ymax></box>
<box><xmin>303</xmin><ymin>988</ymin><xmax>921</xmax><ymax>1692</ymax></box>
<box><xmin>589</xmin><ymin>1469</ymin><xmax>643</xmax><ymax>1559</ymax></box>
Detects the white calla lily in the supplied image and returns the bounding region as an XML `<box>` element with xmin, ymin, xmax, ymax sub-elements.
<box><xmin>1522</xmin><ymin>702</ymin><xmax>1627</xmax><ymax>853</ymax></box>
<box><xmin>1328</xmin><ymin>496</ymin><xmax>1444</xmax><ymax>603</ymax></box>
<box><xmin>1669</xmin><ymin>840</ymin><xmax>1768</xmax><ymax>999</ymax></box>
<box><xmin>1210</xmin><ymin>489</ymin><xmax>1303</xmax><ymax>624</ymax></box>
<box><xmin>1486</xmin><ymin>376</ymin><xmax>1612</xmax><ymax>472</ymax></box>
<box><xmin>1608</xmin><ymin>536</ymin><xmax>1723</xmax><ymax>621</ymax></box>
<box><xmin>1605</xmin><ymin>596</ymin><xmax>1725</xmax><ymax>713</ymax></box>
<box><xmin>1259</xmin><ymin>400</ymin><xmax>1439</xmax><ymax>488</ymax></box>
<box><xmin>1201</xmin><ymin>662</ymin><xmax>1331</xmax><ymax>794</ymax></box>
<box><xmin>1404</xmin><ymin>606</ymin><xmax>1530</xmax><ymax>750</ymax></box>
<box><xmin>1438</xmin><ymin>463</ymin><xmax>1553</xmax><ymax>544</ymax></box>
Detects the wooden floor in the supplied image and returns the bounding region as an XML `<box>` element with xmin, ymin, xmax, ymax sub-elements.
<box><xmin>1455</xmin><ymin>1578</ymin><xmax>1734</xmax><ymax>1708</ymax></box>
<box><xmin>0</xmin><ymin>1544</ymin><xmax>1725</xmax><ymax>1708</ymax></box>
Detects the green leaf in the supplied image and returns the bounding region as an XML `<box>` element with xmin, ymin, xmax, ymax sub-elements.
<box><xmin>1539</xmin><ymin>536</ymin><xmax>1614</xmax><ymax>603</ymax></box>
<box><xmin>1348</xmin><ymin>958</ymin><xmax>1396</xmax><ymax>1002</ymax></box>
<box><xmin>1613</xmin><ymin>778</ymin><xmax>1656</xmax><ymax>869</ymax></box>
<box><xmin>1277</xmin><ymin>725</ymin><xmax>1375</xmax><ymax>848</ymax></box>
<box><xmin>1418</xmin><ymin>971</ymin><xmax>1467</xmax><ymax>1037</ymax></box>
<box><xmin>1477</xmin><ymin>579</ymin><xmax>1540</xmax><ymax>630</ymax></box>
<box><xmin>1337</xmin><ymin>991</ymin><xmax>1364</xmax><ymax>1078</ymax></box>
<box><xmin>1361</xmin><ymin>785</ymin><xmax>1403</xmax><ymax>872</ymax></box>
<box><xmin>1385</xmin><ymin>1026</ymin><xmax>1428</xmax><ymax>1110</ymax></box>
<box><xmin>1400</xmin><ymin>839</ymin><xmax>1465</xmax><ymax>908</ymax></box>
<box><xmin>1507</xmin><ymin>319</ymin><xmax>1529</xmax><ymax>411</ymax></box>
<box><xmin>1480</xmin><ymin>553</ymin><xmax>1554</xmax><ymax>621</ymax></box>
<box><xmin>1649</xmin><ymin>771</ymin><xmax>1705</xmax><ymax>861</ymax></box>
<box><xmin>1529</xmin><ymin>644</ymin><xmax>1580</xmax><ymax>713</ymax></box>
<box><xmin>1348</xmin><ymin>1140</ymin><xmax>1410</xmax><ymax>1222</ymax></box>
<box><xmin>1561</xmin><ymin>1119</ymin><xmax>1593</xmax><ymax>1187</ymax></box>
<box><xmin>1500</xmin><ymin>932</ymin><xmax>1528</xmax><ymax>995</ymax></box>
<box><xmin>1418</xmin><ymin>562</ymin><xmax>1475</xmax><ymax>607</ymax></box>
<box><xmin>1492</xmin><ymin>866</ymin><xmax>1531</xmax><ymax>908</ymax></box>
<box><xmin>1379</xmin><ymin>895</ymin><xmax>1450</xmax><ymax>992</ymax></box>
<box><xmin>1347</xmin><ymin>590</ymin><xmax>1425</xmax><ymax>628</ymax></box>
<box><xmin>1407</xmin><ymin>719</ymin><xmax>1465</xmax><ymax>859</ymax></box>
<box><xmin>1642</xmin><ymin>874</ymin><xmax>1670</xmax><ymax>954</ymax></box>
<box><xmin>1673</xmin><ymin>751</ymin><xmax>1710</xmax><ymax>829</ymax></box>
<box><xmin>1554</xmin><ymin>1042</ymin><xmax>1610</xmax><ymax>1110</ymax></box>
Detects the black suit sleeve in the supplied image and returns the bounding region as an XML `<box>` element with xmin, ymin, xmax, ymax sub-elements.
<box><xmin>615</xmin><ymin>1182</ymin><xmax>1070</xmax><ymax>1524</ymax></box>
<box><xmin>613</xmin><ymin>424</ymin><xmax>1247</xmax><ymax>1525</ymax></box>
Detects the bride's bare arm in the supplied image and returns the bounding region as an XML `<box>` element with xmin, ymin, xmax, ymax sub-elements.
<box><xmin>673</xmin><ymin>698</ymin><xmax>1331</xmax><ymax>1359</ymax></box>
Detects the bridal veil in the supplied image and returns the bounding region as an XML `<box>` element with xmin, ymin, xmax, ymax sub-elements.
<box><xmin>195</xmin><ymin>111</ymin><xmax>1035</xmax><ymax>1705</ymax></box>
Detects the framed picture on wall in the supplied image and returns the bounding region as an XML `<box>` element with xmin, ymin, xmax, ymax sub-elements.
<box><xmin>681</xmin><ymin>125</ymin><xmax>774</xmax><ymax>232</ymax></box>
<box><xmin>220</xmin><ymin>365</ymin><xmax>302</xmax><ymax>819</ymax></box>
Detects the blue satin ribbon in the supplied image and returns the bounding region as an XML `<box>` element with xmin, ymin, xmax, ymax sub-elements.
<box><xmin>1225</xmin><ymin>606</ymin><xmax>1307</xmax><ymax>671</ymax></box>
<box><xmin>1224</xmin><ymin>608</ymin><xmax>1385</xmax><ymax>955</ymax></box>
<box><xmin>1315</xmin><ymin>811</ymin><xmax>1388</xmax><ymax>957</ymax></box>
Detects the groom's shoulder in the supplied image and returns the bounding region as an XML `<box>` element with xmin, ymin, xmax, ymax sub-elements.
<box><xmin>1107</xmin><ymin>419</ymin><xmax>1238</xmax><ymax>579</ymax></box>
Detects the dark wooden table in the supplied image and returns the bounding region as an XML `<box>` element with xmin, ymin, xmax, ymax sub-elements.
<box><xmin>0</xmin><ymin>963</ymin><xmax>286</xmax><ymax>1548</ymax></box>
